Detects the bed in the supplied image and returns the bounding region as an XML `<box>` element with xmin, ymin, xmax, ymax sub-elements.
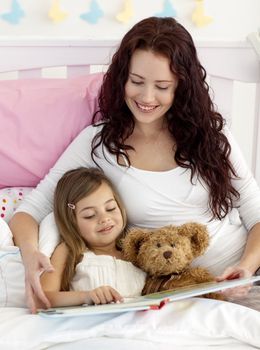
<box><xmin>0</xmin><ymin>34</ymin><xmax>260</xmax><ymax>350</ymax></box>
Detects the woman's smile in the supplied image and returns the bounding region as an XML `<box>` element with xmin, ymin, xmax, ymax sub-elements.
<box><xmin>135</xmin><ymin>101</ymin><xmax>159</xmax><ymax>113</ymax></box>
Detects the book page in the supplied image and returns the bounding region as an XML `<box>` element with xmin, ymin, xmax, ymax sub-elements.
<box><xmin>38</xmin><ymin>275</ymin><xmax>260</xmax><ymax>317</ymax></box>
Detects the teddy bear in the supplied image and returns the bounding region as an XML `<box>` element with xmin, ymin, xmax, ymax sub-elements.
<box><xmin>122</xmin><ymin>222</ymin><xmax>224</xmax><ymax>300</ymax></box>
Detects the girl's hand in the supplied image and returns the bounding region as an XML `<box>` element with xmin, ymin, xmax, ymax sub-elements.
<box><xmin>85</xmin><ymin>286</ymin><xmax>123</xmax><ymax>305</ymax></box>
<box><xmin>23</xmin><ymin>250</ymin><xmax>54</xmax><ymax>313</ymax></box>
<box><xmin>216</xmin><ymin>265</ymin><xmax>252</xmax><ymax>299</ymax></box>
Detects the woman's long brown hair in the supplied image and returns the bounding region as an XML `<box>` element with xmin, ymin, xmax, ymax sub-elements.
<box><xmin>53</xmin><ymin>167</ymin><xmax>127</xmax><ymax>291</ymax></box>
<box><xmin>92</xmin><ymin>16</ymin><xmax>239</xmax><ymax>219</ymax></box>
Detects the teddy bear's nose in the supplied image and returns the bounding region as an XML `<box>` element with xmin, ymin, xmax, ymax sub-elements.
<box><xmin>163</xmin><ymin>251</ymin><xmax>172</xmax><ymax>259</ymax></box>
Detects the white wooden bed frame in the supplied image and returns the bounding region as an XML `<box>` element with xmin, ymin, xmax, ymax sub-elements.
<box><xmin>0</xmin><ymin>35</ymin><xmax>259</xmax><ymax>186</ymax></box>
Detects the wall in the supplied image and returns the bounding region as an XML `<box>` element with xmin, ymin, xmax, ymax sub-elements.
<box><xmin>0</xmin><ymin>0</ymin><xmax>259</xmax><ymax>40</ymax></box>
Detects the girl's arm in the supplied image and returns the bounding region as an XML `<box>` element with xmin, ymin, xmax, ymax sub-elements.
<box><xmin>40</xmin><ymin>243</ymin><xmax>123</xmax><ymax>308</ymax></box>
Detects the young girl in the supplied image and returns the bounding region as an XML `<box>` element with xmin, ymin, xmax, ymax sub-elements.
<box><xmin>40</xmin><ymin>167</ymin><xmax>146</xmax><ymax>307</ymax></box>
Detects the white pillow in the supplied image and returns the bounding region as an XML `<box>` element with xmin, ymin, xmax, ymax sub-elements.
<box><xmin>0</xmin><ymin>217</ymin><xmax>14</xmax><ymax>247</ymax></box>
<box><xmin>0</xmin><ymin>212</ymin><xmax>60</xmax><ymax>308</ymax></box>
<box><xmin>0</xmin><ymin>211</ymin><xmax>60</xmax><ymax>257</ymax></box>
<box><xmin>39</xmin><ymin>212</ymin><xmax>60</xmax><ymax>257</ymax></box>
<box><xmin>0</xmin><ymin>246</ymin><xmax>26</xmax><ymax>307</ymax></box>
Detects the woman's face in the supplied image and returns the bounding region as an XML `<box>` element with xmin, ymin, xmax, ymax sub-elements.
<box><xmin>125</xmin><ymin>49</ymin><xmax>178</xmax><ymax>126</ymax></box>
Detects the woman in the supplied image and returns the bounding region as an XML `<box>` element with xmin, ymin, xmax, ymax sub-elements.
<box><xmin>9</xmin><ymin>17</ymin><xmax>260</xmax><ymax>313</ymax></box>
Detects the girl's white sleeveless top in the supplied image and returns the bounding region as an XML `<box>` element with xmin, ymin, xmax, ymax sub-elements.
<box><xmin>70</xmin><ymin>251</ymin><xmax>146</xmax><ymax>298</ymax></box>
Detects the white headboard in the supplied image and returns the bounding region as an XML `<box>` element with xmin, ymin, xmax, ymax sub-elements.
<box><xmin>0</xmin><ymin>36</ymin><xmax>259</xmax><ymax>184</ymax></box>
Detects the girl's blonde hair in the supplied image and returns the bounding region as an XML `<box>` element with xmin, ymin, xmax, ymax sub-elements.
<box><xmin>53</xmin><ymin>167</ymin><xmax>127</xmax><ymax>291</ymax></box>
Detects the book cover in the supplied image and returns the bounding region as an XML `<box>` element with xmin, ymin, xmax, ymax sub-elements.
<box><xmin>37</xmin><ymin>275</ymin><xmax>260</xmax><ymax>318</ymax></box>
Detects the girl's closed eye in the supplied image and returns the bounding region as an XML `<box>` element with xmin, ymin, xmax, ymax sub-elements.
<box><xmin>106</xmin><ymin>207</ymin><xmax>116</xmax><ymax>212</ymax></box>
<box><xmin>82</xmin><ymin>210</ymin><xmax>96</xmax><ymax>219</ymax></box>
<box><xmin>84</xmin><ymin>214</ymin><xmax>95</xmax><ymax>220</ymax></box>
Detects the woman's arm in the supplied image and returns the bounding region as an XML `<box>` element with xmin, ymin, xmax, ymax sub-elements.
<box><xmin>216</xmin><ymin>223</ymin><xmax>260</xmax><ymax>298</ymax></box>
<box><xmin>10</xmin><ymin>212</ymin><xmax>38</xmax><ymax>250</ymax></box>
<box><xmin>238</xmin><ymin>223</ymin><xmax>260</xmax><ymax>274</ymax></box>
<box><xmin>218</xmin><ymin>223</ymin><xmax>260</xmax><ymax>273</ymax></box>
<box><xmin>40</xmin><ymin>243</ymin><xmax>123</xmax><ymax>308</ymax></box>
<box><xmin>228</xmin><ymin>132</ymin><xmax>260</xmax><ymax>275</ymax></box>
<box><xmin>216</xmin><ymin>129</ymin><xmax>260</xmax><ymax>297</ymax></box>
<box><xmin>9</xmin><ymin>212</ymin><xmax>54</xmax><ymax>312</ymax></box>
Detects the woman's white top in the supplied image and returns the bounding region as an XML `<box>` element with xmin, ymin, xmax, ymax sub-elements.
<box><xmin>70</xmin><ymin>251</ymin><xmax>146</xmax><ymax>298</ymax></box>
<box><xmin>17</xmin><ymin>124</ymin><xmax>260</xmax><ymax>275</ymax></box>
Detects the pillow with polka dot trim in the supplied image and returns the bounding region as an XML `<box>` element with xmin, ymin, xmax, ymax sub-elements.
<box><xmin>0</xmin><ymin>187</ymin><xmax>32</xmax><ymax>223</ymax></box>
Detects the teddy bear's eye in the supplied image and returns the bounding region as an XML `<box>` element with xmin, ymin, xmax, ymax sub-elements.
<box><xmin>171</xmin><ymin>243</ymin><xmax>175</xmax><ymax>248</ymax></box>
<box><xmin>156</xmin><ymin>243</ymin><xmax>161</xmax><ymax>248</ymax></box>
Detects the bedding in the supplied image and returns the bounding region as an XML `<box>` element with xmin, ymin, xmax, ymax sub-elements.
<box><xmin>0</xmin><ymin>219</ymin><xmax>260</xmax><ymax>349</ymax></box>
<box><xmin>0</xmin><ymin>298</ymin><xmax>259</xmax><ymax>350</ymax></box>
<box><xmin>0</xmin><ymin>73</ymin><xmax>102</xmax><ymax>189</ymax></box>
<box><xmin>38</xmin><ymin>213</ymin><xmax>60</xmax><ymax>257</ymax></box>
<box><xmin>0</xmin><ymin>187</ymin><xmax>32</xmax><ymax>222</ymax></box>
<box><xmin>0</xmin><ymin>213</ymin><xmax>59</xmax><ymax>308</ymax></box>
<box><xmin>0</xmin><ymin>217</ymin><xmax>13</xmax><ymax>246</ymax></box>
<box><xmin>0</xmin><ymin>212</ymin><xmax>59</xmax><ymax>307</ymax></box>
<box><xmin>0</xmin><ymin>188</ymin><xmax>58</xmax><ymax>254</ymax></box>
<box><xmin>0</xmin><ymin>246</ymin><xmax>26</xmax><ymax>307</ymax></box>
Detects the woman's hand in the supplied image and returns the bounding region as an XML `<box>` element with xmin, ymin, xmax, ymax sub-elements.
<box><xmin>216</xmin><ymin>265</ymin><xmax>252</xmax><ymax>299</ymax></box>
<box><xmin>9</xmin><ymin>212</ymin><xmax>54</xmax><ymax>312</ymax></box>
<box><xmin>85</xmin><ymin>286</ymin><xmax>123</xmax><ymax>305</ymax></box>
<box><xmin>23</xmin><ymin>250</ymin><xmax>54</xmax><ymax>313</ymax></box>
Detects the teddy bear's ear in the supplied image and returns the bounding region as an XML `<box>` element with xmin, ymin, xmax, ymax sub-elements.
<box><xmin>121</xmin><ymin>228</ymin><xmax>148</xmax><ymax>265</ymax></box>
<box><xmin>178</xmin><ymin>222</ymin><xmax>209</xmax><ymax>258</ymax></box>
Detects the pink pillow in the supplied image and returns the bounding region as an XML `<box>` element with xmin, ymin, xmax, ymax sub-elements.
<box><xmin>0</xmin><ymin>73</ymin><xmax>103</xmax><ymax>188</ymax></box>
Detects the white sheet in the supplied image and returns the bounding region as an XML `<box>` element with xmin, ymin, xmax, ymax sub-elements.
<box><xmin>48</xmin><ymin>339</ymin><xmax>256</xmax><ymax>350</ymax></box>
<box><xmin>0</xmin><ymin>242</ymin><xmax>259</xmax><ymax>350</ymax></box>
<box><xmin>1</xmin><ymin>221</ymin><xmax>259</xmax><ymax>350</ymax></box>
<box><xmin>0</xmin><ymin>298</ymin><xmax>259</xmax><ymax>350</ymax></box>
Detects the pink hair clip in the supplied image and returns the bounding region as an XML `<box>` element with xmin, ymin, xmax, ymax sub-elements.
<box><xmin>67</xmin><ymin>203</ymin><xmax>76</xmax><ymax>210</ymax></box>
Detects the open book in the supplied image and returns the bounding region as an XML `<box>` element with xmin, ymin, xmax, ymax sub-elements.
<box><xmin>38</xmin><ymin>275</ymin><xmax>260</xmax><ymax>318</ymax></box>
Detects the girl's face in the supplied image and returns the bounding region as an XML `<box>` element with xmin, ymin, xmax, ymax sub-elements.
<box><xmin>75</xmin><ymin>182</ymin><xmax>124</xmax><ymax>253</ymax></box>
<box><xmin>125</xmin><ymin>49</ymin><xmax>178</xmax><ymax>127</ymax></box>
